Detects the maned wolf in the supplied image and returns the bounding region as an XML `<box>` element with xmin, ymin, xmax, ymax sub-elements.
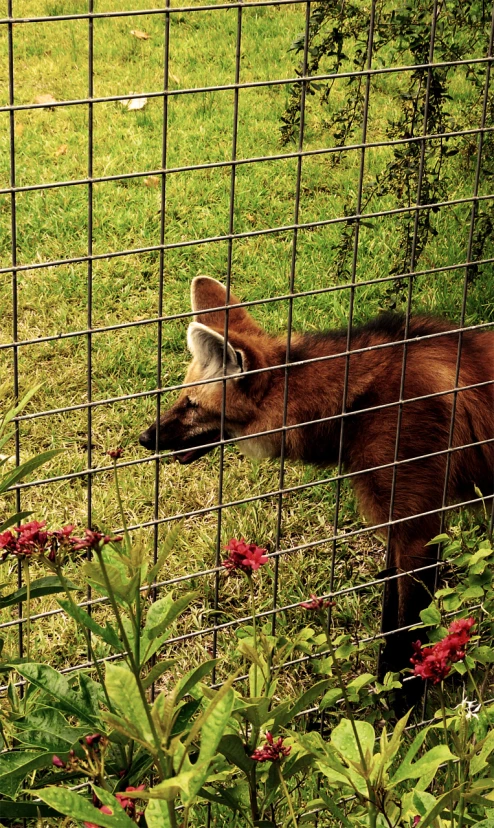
<box><xmin>140</xmin><ymin>276</ymin><xmax>494</xmax><ymax>687</ymax></box>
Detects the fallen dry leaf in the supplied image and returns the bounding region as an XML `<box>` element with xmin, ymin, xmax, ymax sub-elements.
<box><xmin>144</xmin><ymin>176</ymin><xmax>160</xmax><ymax>188</ymax></box>
<box><xmin>34</xmin><ymin>93</ymin><xmax>57</xmax><ymax>108</ymax></box>
<box><xmin>120</xmin><ymin>96</ymin><xmax>147</xmax><ymax>111</ymax></box>
<box><xmin>14</xmin><ymin>122</ymin><xmax>25</xmax><ymax>138</ymax></box>
<box><xmin>130</xmin><ymin>29</ymin><xmax>150</xmax><ymax>40</ymax></box>
<box><xmin>55</xmin><ymin>143</ymin><xmax>68</xmax><ymax>157</ymax></box>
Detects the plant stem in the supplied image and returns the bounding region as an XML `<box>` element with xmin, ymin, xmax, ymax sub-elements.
<box><xmin>95</xmin><ymin>549</ymin><xmax>169</xmax><ymax>786</ymax></box>
<box><xmin>318</xmin><ymin>610</ymin><xmax>367</xmax><ymax>773</ymax></box>
<box><xmin>113</xmin><ymin>457</ymin><xmax>131</xmax><ymax>551</ymax></box>
<box><xmin>277</xmin><ymin>763</ymin><xmax>298</xmax><ymax>828</ymax></box>
<box><xmin>439</xmin><ymin>684</ymin><xmax>455</xmax><ymax>828</ymax></box>
<box><xmin>247</xmin><ymin>574</ymin><xmax>258</xmax><ymax>698</ymax></box>
<box><xmin>22</xmin><ymin>557</ymin><xmax>30</xmax><ymax>663</ymax></box>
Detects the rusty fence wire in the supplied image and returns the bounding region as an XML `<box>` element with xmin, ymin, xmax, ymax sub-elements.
<box><xmin>1</xmin><ymin>0</ymin><xmax>494</xmax><ymax>744</ymax></box>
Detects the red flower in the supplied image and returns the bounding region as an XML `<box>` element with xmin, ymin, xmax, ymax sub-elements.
<box><xmin>300</xmin><ymin>594</ymin><xmax>335</xmax><ymax>611</ymax></box>
<box><xmin>222</xmin><ymin>538</ymin><xmax>268</xmax><ymax>573</ymax></box>
<box><xmin>251</xmin><ymin>731</ymin><xmax>291</xmax><ymax>762</ymax></box>
<box><xmin>52</xmin><ymin>755</ymin><xmax>65</xmax><ymax>768</ymax></box>
<box><xmin>107</xmin><ymin>447</ymin><xmax>124</xmax><ymax>459</ymax></box>
<box><xmin>115</xmin><ymin>784</ymin><xmax>146</xmax><ymax>816</ymax></box>
<box><xmin>71</xmin><ymin>529</ymin><xmax>123</xmax><ymax>552</ymax></box>
<box><xmin>85</xmin><ymin>733</ymin><xmax>102</xmax><ymax>747</ymax></box>
<box><xmin>0</xmin><ymin>522</ymin><xmax>79</xmax><ymax>562</ymax></box>
<box><xmin>411</xmin><ymin>617</ymin><xmax>475</xmax><ymax>683</ymax></box>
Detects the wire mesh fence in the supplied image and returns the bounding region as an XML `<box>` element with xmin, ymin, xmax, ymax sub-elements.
<box><xmin>1</xmin><ymin>0</ymin><xmax>493</xmax><ymax>729</ymax></box>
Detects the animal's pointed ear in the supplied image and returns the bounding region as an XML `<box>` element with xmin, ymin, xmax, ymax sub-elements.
<box><xmin>187</xmin><ymin>323</ymin><xmax>246</xmax><ymax>378</ymax></box>
<box><xmin>190</xmin><ymin>276</ymin><xmax>262</xmax><ymax>333</ymax></box>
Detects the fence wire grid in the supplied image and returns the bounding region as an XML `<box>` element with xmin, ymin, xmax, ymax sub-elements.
<box><xmin>1</xmin><ymin>0</ymin><xmax>494</xmax><ymax>749</ymax></box>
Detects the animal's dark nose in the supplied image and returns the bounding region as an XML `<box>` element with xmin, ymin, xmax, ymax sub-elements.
<box><xmin>139</xmin><ymin>429</ymin><xmax>156</xmax><ymax>450</ymax></box>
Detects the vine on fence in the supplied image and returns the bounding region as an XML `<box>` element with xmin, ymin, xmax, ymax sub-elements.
<box><xmin>282</xmin><ymin>0</ymin><xmax>494</xmax><ymax>308</ymax></box>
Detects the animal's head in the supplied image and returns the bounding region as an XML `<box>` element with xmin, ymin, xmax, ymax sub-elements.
<box><xmin>139</xmin><ymin>277</ymin><xmax>275</xmax><ymax>462</ymax></box>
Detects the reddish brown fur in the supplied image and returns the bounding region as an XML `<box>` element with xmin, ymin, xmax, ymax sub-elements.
<box><xmin>140</xmin><ymin>277</ymin><xmax>494</xmax><ymax>691</ymax></box>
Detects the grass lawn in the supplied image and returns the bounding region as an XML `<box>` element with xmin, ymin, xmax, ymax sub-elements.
<box><xmin>0</xmin><ymin>0</ymin><xmax>493</xmax><ymax>684</ymax></box>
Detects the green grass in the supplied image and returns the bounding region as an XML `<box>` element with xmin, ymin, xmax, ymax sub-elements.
<box><xmin>0</xmin><ymin>0</ymin><xmax>493</xmax><ymax>681</ymax></box>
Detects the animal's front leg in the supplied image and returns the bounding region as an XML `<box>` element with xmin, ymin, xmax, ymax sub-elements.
<box><xmin>379</xmin><ymin>517</ymin><xmax>441</xmax><ymax>704</ymax></box>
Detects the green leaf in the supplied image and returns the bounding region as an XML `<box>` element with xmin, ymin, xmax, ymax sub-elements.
<box><xmin>175</xmin><ymin>659</ymin><xmax>218</xmax><ymax>703</ymax></box>
<box><xmin>183</xmin><ymin>687</ymin><xmax>235</xmax><ymax>804</ymax></box>
<box><xmin>105</xmin><ymin>663</ymin><xmax>155</xmax><ymax>747</ymax></box>
<box><xmin>57</xmin><ymin>598</ymin><xmax>123</xmax><ymax>652</ymax></box>
<box><xmin>145</xmin><ymin>799</ymin><xmax>176</xmax><ymax>827</ymax></box>
<box><xmin>144</xmin><ymin>592</ymin><xmax>197</xmax><ymax>640</ymax></box>
<box><xmin>146</xmin><ymin>522</ymin><xmax>182</xmax><ymax>586</ymax></box>
<box><xmin>331</xmin><ymin>718</ymin><xmax>375</xmax><ymax>768</ymax></box>
<box><xmin>0</xmin><ymin>751</ymin><xmax>53</xmax><ymax>799</ymax></box>
<box><xmin>142</xmin><ymin>659</ymin><xmax>177</xmax><ymax>690</ymax></box>
<box><xmin>0</xmin><ymin>511</ymin><xmax>32</xmax><ymax>533</ymax></box>
<box><xmin>0</xmin><ymin>450</ymin><xmax>61</xmax><ymax>494</ymax></box>
<box><xmin>14</xmin><ymin>707</ymin><xmax>88</xmax><ymax>752</ymax></box>
<box><xmin>320</xmin><ymin>688</ymin><xmax>343</xmax><ymax>710</ymax></box>
<box><xmin>12</xmin><ymin>663</ymin><xmax>98</xmax><ymax>725</ymax></box>
<box><xmin>390</xmin><ymin>744</ymin><xmax>456</xmax><ymax>785</ymax></box>
<box><xmin>36</xmin><ymin>787</ymin><xmax>136</xmax><ymax>827</ymax></box>
<box><xmin>218</xmin><ymin>733</ymin><xmax>256</xmax><ymax>776</ymax></box>
<box><xmin>0</xmin><ymin>576</ymin><xmax>77</xmax><ymax>609</ymax></box>
<box><xmin>419</xmin><ymin>604</ymin><xmax>442</xmax><ymax>626</ymax></box>
<box><xmin>472</xmin><ymin>646</ymin><xmax>494</xmax><ymax>665</ymax></box>
<box><xmin>171</xmin><ymin>698</ymin><xmax>202</xmax><ymax>737</ymax></box>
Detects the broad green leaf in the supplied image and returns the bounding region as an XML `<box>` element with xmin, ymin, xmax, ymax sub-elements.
<box><xmin>83</xmin><ymin>561</ymin><xmax>138</xmax><ymax>603</ymax></box>
<box><xmin>419</xmin><ymin>604</ymin><xmax>442</xmax><ymax>626</ymax></box>
<box><xmin>12</xmin><ymin>663</ymin><xmax>98</xmax><ymax>725</ymax></box>
<box><xmin>171</xmin><ymin>698</ymin><xmax>202</xmax><ymax>737</ymax></box>
<box><xmin>101</xmin><ymin>711</ymin><xmax>143</xmax><ymax>746</ymax></box>
<box><xmin>36</xmin><ymin>787</ymin><xmax>136</xmax><ymax>827</ymax></box>
<box><xmin>142</xmin><ymin>659</ymin><xmax>177</xmax><ymax>690</ymax></box>
<box><xmin>347</xmin><ymin>673</ymin><xmax>375</xmax><ymax>693</ymax></box>
<box><xmin>0</xmin><ymin>751</ymin><xmax>53</xmax><ymax>799</ymax></box>
<box><xmin>472</xmin><ymin>646</ymin><xmax>494</xmax><ymax>665</ymax></box>
<box><xmin>0</xmin><ymin>576</ymin><xmax>77</xmax><ymax>610</ymax></box>
<box><xmin>390</xmin><ymin>744</ymin><xmax>456</xmax><ymax>785</ymax></box>
<box><xmin>197</xmin><ymin>688</ymin><xmax>235</xmax><ymax>767</ymax></box>
<box><xmin>471</xmin><ymin>731</ymin><xmax>494</xmax><ymax>775</ymax></box>
<box><xmin>218</xmin><ymin>734</ymin><xmax>256</xmax><ymax>776</ymax></box>
<box><xmin>235</xmin><ymin>697</ymin><xmax>271</xmax><ymax>728</ymax></box>
<box><xmin>57</xmin><ymin>598</ymin><xmax>122</xmax><ymax>652</ymax></box>
<box><xmin>175</xmin><ymin>659</ymin><xmax>218</xmax><ymax>703</ymax></box>
<box><xmin>0</xmin><ymin>450</ymin><xmax>61</xmax><ymax>494</ymax></box>
<box><xmin>144</xmin><ymin>592</ymin><xmax>197</xmax><ymax>640</ymax></box>
<box><xmin>145</xmin><ymin>799</ymin><xmax>176</xmax><ymax>827</ymax></box>
<box><xmin>331</xmin><ymin>718</ymin><xmax>375</xmax><ymax>768</ymax></box>
<box><xmin>461</xmin><ymin>585</ymin><xmax>485</xmax><ymax>599</ymax></box>
<box><xmin>418</xmin><ymin>788</ymin><xmax>461</xmax><ymax>828</ymax></box>
<box><xmin>105</xmin><ymin>663</ymin><xmax>155</xmax><ymax>747</ymax></box>
<box><xmin>146</xmin><ymin>522</ymin><xmax>182</xmax><ymax>586</ymax></box>
<box><xmin>320</xmin><ymin>688</ymin><xmax>343</xmax><ymax>710</ymax></box>
<box><xmin>14</xmin><ymin>707</ymin><xmax>88</xmax><ymax>752</ymax></box>
<box><xmin>183</xmin><ymin>688</ymin><xmax>235</xmax><ymax>804</ymax></box>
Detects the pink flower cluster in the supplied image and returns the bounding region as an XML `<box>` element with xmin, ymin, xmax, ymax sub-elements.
<box><xmin>0</xmin><ymin>521</ymin><xmax>122</xmax><ymax>562</ymax></box>
<box><xmin>410</xmin><ymin>617</ymin><xmax>476</xmax><ymax>684</ymax></box>
<box><xmin>251</xmin><ymin>732</ymin><xmax>291</xmax><ymax>763</ymax></box>
<box><xmin>83</xmin><ymin>785</ymin><xmax>146</xmax><ymax>827</ymax></box>
<box><xmin>222</xmin><ymin>538</ymin><xmax>268</xmax><ymax>573</ymax></box>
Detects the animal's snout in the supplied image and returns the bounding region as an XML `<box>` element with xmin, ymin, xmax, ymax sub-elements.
<box><xmin>139</xmin><ymin>427</ymin><xmax>157</xmax><ymax>451</ymax></box>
